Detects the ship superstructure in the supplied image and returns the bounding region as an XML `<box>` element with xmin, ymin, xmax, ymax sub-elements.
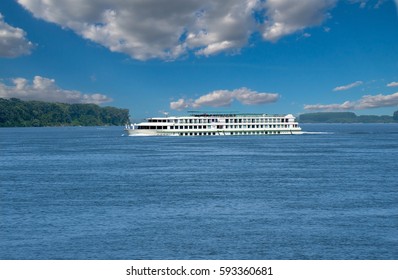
<box><xmin>125</xmin><ymin>113</ymin><xmax>301</xmax><ymax>136</ymax></box>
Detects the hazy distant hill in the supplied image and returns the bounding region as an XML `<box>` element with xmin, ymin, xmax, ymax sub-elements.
<box><xmin>0</xmin><ymin>98</ymin><xmax>129</xmax><ymax>127</ymax></box>
<box><xmin>299</xmin><ymin>111</ymin><xmax>398</xmax><ymax>123</ymax></box>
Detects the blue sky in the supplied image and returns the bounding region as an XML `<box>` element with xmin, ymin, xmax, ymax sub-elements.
<box><xmin>1</xmin><ymin>0</ymin><xmax>398</xmax><ymax>119</ymax></box>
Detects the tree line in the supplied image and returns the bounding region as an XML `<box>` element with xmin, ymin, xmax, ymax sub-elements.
<box><xmin>0</xmin><ymin>98</ymin><xmax>130</xmax><ymax>127</ymax></box>
<box><xmin>299</xmin><ymin>111</ymin><xmax>398</xmax><ymax>123</ymax></box>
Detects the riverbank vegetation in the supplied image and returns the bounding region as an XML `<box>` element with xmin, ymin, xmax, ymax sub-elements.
<box><xmin>299</xmin><ymin>111</ymin><xmax>398</xmax><ymax>123</ymax></box>
<box><xmin>0</xmin><ymin>98</ymin><xmax>129</xmax><ymax>127</ymax></box>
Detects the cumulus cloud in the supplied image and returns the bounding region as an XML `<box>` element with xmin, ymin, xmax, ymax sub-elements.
<box><xmin>17</xmin><ymin>0</ymin><xmax>340</xmax><ymax>60</ymax></box>
<box><xmin>18</xmin><ymin>0</ymin><xmax>397</xmax><ymax>60</ymax></box>
<box><xmin>170</xmin><ymin>87</ymin><xmax>279</xmax><ymax>110</ymax></box>
<box><xmin>170</xmin><ymin>98</ymin><xmax>191</xmax><ymax>111</ymax></box>
<box><xmin>333</xmin><ymin>81</ymin><xmax>363</xmax><ymax>91</ymax></box>
<box><xmin>357</xmin><ymin>92</ymin><xmax>398</xmax><ymax>109</ymax></box>
<box><xmin>0</xmin><ymin>76</ymin><xmax>112</xmax><ymax>104</ymax></box>
<box><xmin>262</xmin><ymin>0</ymin><xmax>337</xmax><ymax>42</ymax></box>
<box><xmin>304</xmin><ymin>101</ymin><xmax>355</xmax><ymax>111</ymax></box>
<box><xmin>18</xmin><ymin>0</ymin><xmax>260</xmax><ymax>60</ymax></box>
<box><xmin>0</xmin><ymin>13</ymin><xmax>34</xmax><ymax>58</ymax></box>
<box><xmin>387</xmin><ymin>81</ymin><xmax>398</xmax><ymax>87</ymax></box>
<box><xmin>304</xmin><ymin>92</ymin><xmax>398</xmax><ymax>111</ymax></box>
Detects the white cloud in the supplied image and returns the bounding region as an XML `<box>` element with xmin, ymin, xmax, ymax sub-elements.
<box><xmin>17</xmin><ymin>0</ymin><xmax>340</xmax><ymax>60</ymax></box>
<box><xmin>18</xmin><ymin>0</ymin><xmax>396</xmax><ymax>60</ymax></box>
<box><xmin>0</xmin><ymin>13</ymin><xmax>34</xmax><ymax>58</ymax></box>
<box><xmin>192</xmin><ymin>90</ymin><xmax>236</xmax><ymax>108</ymax></box>
<box><xmin>0</xmin><ymin>76</ymin><xmax>112</xmax><ymax>104</ymax></box>
<box><xmin>304</xmin><ymin>101</ymin><xmax>355</xmax><ymax>111</ymax></box>
<box><xmin>387</xmin><ymin>81</ymin><xmax>398</xmax><ymax>87</ymax></box>
<box><xmin>304</xmin><ymin>92</ymin><xmax>398</xmax><ymax>111</ymax></box>
<box><xmin>17</xmin><ymin>0</ymin><xmax>259</xmax><ymax>60</ymax></box>
<box><xmin>333</xmin><ymin>81</ymin><xmax>363</xmax><ymax>91</ymax></box>
<box><xmin>357</xmin><ymin>92</ymin><xmax>398</xmax><ymax>109</ymax></box>
<box><xmin>262</xmin><ymin>0</ymin><xmax>337</xmax><ymax>42</ymax></box>
<box><xmin>170</xmin><ymin>98</ymin><xmax>191</xmax><ymax>111</ymax></box>
<box><xmin>170</xmin><ymin>87</ymin><xmax>279</xmax><ymax>110</ymax></box>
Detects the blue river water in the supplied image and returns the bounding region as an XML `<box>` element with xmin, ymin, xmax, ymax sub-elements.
<box><xmin>1</xmin><ymin>124</ymin><xmax>397</xmax><ymax>259</ymax></box>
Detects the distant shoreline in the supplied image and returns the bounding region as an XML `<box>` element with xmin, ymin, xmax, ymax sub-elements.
<box><xmin>299</xmin><ymin>112</ymin><xmax>398</xmax><ymax>124</ymax></box>
<box><xmin>0</xmin><ymin>98</ymin><xmax>129</xmax><ymax>128</ymax></box>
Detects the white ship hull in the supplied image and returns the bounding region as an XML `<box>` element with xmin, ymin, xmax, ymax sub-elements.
<box><xmin>125</xmin><ymin>113</ymin><xmax>302</xmax><ymax>137</ymax></box>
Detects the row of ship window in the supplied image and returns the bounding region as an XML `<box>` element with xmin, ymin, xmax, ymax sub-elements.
<box><xmin>137</xmin><ymin>124</ymin><xmax>298</xmax><ymax>130</ymax></box>
<box><xmin>178</xmin><ymin>131</ymin><xmax>283</xmax><ymax>136</ymax></box>
<box><xmin>148</xmin><ymin>118</ymin><xmax>291</xmax><ymax>124</ymax></box>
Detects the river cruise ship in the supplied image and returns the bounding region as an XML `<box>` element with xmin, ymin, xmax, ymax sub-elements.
<box><xmin>124</xmin><ymin>112</ymin><xmax>301</xmax><ymax>136</ymax></box>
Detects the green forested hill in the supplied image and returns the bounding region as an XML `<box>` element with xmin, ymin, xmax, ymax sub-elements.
<box><xmin>299</xmin><ymin>111</ymin><xmax>398</xmax><ymax>123</ymax></box>
<box><xmin>0</xmin><ymin>98</ymin><xmax>129</xmax><ymax>127</ymax></box>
